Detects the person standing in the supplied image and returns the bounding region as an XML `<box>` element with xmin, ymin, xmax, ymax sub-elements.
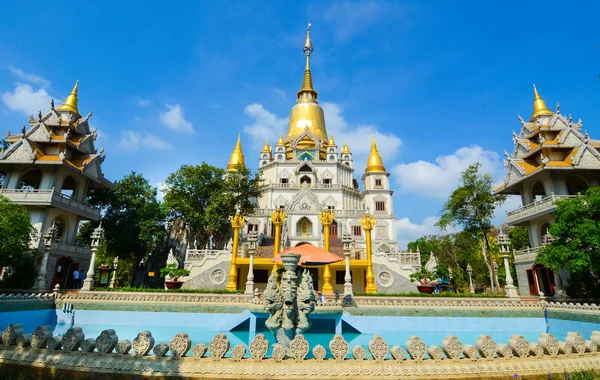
<box><xmin>72</xmin><ymin>270</ymin><xmax>80</xmax><ymax>289</ymax></box>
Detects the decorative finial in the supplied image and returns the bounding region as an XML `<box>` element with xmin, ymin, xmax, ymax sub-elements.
<box><xmin>227</xmin><ymin>134</ymin><xmax>245</xmax><ymax>171</ymax></box>
<box><xmin>261</xmin><ymin>138</ymin><xmax>271</xmax><ymax>153</ymax></box>
<box><xmin>556</xmin><ymin>102</ymin><xmax>560</xmax><ymax>114</ymax></box>
<box><xmin>50</xmin><ymin>99</ymin><xmax>55</xmax><ymax>110</ymax></box>
<box><xmin>365</xmin><ymin>136</ymin><xmax>386</xmax><ymax>173</ymax></box>
<box><xmin>56</xmin><ymin>80</ymin><xmax>81</xmax><ymax>115</ymax></box>
<box><xmin>530</xmin><ymin>84</ymin><xmax>552</xmax><ymax>120</ymax></box>
<box><xmin>277</xmin><ymin>133</ymin><xmax>285</xmax><ymax>145</ymax></box>
<box><xmin>304</xmin><ymin>23</ymin><xmax>313</xmax><ymax>56</ymax></box>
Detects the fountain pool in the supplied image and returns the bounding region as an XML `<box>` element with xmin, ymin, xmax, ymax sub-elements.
<box><xmin>2</xmin><ymin>307</ymin><xmax>598</xmax><ymax>358</ymax></box>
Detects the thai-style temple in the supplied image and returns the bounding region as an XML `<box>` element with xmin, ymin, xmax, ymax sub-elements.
<box><xmin>0</xmin><ymin>82</ymin><xmax>112</xmax><ymax>290</ymax></box>
<box><xmin>182</xmin><ymin>26</ymin><xmax>421</xmax><ymax>294</ymax></box>
<box><xmin>495</xmin><ymin>86</ymin><xmax>600</xmax><ymax>297</ymax></box>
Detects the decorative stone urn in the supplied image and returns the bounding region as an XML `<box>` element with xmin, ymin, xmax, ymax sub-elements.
<box><xmin>264</xmin><ymin>253</ymin><xmax>316</xmax><ymax>351</ymax></box>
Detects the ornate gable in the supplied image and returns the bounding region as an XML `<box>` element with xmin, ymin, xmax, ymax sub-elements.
<box><xmin>289</xmin><ymin>182</ymin><xmax>320</xmax><ymax>211</ymax></box>
<box><xmin>1</xmin><ymin>139</ymin><xmax>37</xmax><ymax>162</ymax></box>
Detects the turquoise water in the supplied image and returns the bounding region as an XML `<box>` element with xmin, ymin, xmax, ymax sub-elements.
<box><xmin>1</xmin><ymin>309</ymin><xmax>598</xmax><ymax>358</ymax></box>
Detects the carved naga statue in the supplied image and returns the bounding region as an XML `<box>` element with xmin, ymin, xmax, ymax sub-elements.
<box><xmin>263</xmin><ymin>254</ymin><xmax>316</xmax><ymax>350</ymax></box>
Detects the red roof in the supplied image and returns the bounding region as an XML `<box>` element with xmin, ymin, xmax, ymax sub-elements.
<box><xmin>272</xmin><ymin>244</ymin><xmax>344</xmax><ymax>266</ymax></box>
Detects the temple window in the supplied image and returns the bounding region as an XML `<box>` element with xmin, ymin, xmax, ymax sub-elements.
<box><xmin>247</xmin><ymin>223</ymin><xmax>258</xmax><ymax>233</ymax></box>
<box><xmin>329</xmin><ymin>155</ymin><xmax>335</xmax><ymax>160</ymax></box>
<box><xmin>262</xmin><ymin>161</ymin><xmax>267</xmax><ymax>166</ymax></box>
<box><xmin>566</xmin><ymin>175</ymin><xmax>588</xmax><ymax>195</ymax></box>
<box><xmin>375</xmin><ymin>178</ymin><xmax>382</xmax><ymax>187</ymax></box>
<box><xmin>277</xmin><ymin>148</ymin><xmax>283</xmax><ymax>152</ymax></box>
<box><xmin>300</xmin><ymin>175</ymin><xmax>311</xmax><ymax>186</ymax></box>
<box><xmin>352</xmin><ymin>226</ymin><xmax>362</xmax><ymax>236</ymax></box>
<box><xmin>262</xmin><ymin>154</ymin><xmax>268</xmax><ymax>159</ymax></box>
<box><xmin>531</xmin><ymin>181</ymin><xmax>545</xmax><ymax>201</ymax></box>
<box><xmin>329</xmin><ymin>148</ymin><xmax>334</xmax><ymax>153</ymax></box>
<box><xmin>375</xmin><ymin>201</ymin><xmax>386</xmax><ymax>211</ymax></box>
<box><xmin>19</xmin><ymin>168</ymin><xmax>42</xmax><ymax>190</ymax></box>
<box><xmin>277</xmin><ymin>154</ymin><xmax>283</xmax><ymax>160</ymax></box>
<box><xmin>323</xmin><ymin>178</ymin><xmax>331</xmax><ymax>185</ymax></box>
<box><xmin>345</xmin><ymin>162</ymin><xmax>350</xmax><ymax>166</ymax></box>
<box><xmin>280</xmin><ymin>178</ymin><xmax>289</xmax><ymax>184</ymax></box>
<box><xmin>344</xmin><ymin>155</ymin><xmax>349</xmax><ymax>160</ymax></box>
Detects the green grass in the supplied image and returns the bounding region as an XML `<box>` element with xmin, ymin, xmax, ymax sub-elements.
<box><xmin>93</xmin><ymin>286</ymin><xmax>244</xmax><ymax>294</ymax></box>
<box><xmin>353</xmin><ymin>291</ymin><xmax>505</xmax><ymax>298</ymax></box>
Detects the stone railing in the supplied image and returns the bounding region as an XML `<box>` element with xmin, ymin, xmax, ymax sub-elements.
<box><xmin>386</xmin><ymin>252</ymin><xmax>420</xmax><ymax>266</ymax></box>
<box><xmin>54</xmin><ymin>291</ymin><xmax>251</xmax><ymax>304</ymax></box>
<box><xmin>0</xmin><ymin>187</ymin><xmax>100</xmax><ymax>220</ymax></box>
<box><xmin>51</xmin><ymin>240</ymin><xmax>92</xmax><ymax>258</ymax></box>
<box><xmin>513</xmin><ymin>246</ymin><xmax>541</xmax><ymax>263</ymax></box>
<box><xmin>185</xmin><ymin>249</ymin><xmax>223</xmax><ymax>262</ymax></box>
<box><xmin>0</xmin><ymin>292</ymin><xmax>55</xmax><ymax>300</ymax></box>
<box><xmin>1</xmin><ymin>323</ymin><xmax>599</xmax><ymax>379</ymax></box>
<box><xmin>506</xmin><ymin>193</ymin><xmax>575</xmax><ymax>224</ymax></box>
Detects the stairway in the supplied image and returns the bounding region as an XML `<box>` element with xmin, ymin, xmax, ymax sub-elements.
<box><xmin>256</xmin><ymin>238</ymin><xmax>274</xmax><ymax>258</ymax></box>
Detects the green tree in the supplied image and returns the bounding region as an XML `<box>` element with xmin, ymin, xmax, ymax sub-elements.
<box><xmin>87</xmin><ymin>172</ymin><xmax>166</xmax><ymax>285</ymax></box>
<box><xmin>436</xmin><ymin>163</ymin><xmax>507</xmax><ymax>292</ymax></box>
<box><xmin>0</xmin><ymin>196</ymin><xmax>35</xmax><ymax>268</ymax></box>
<box><xmin>163</xmin><ymin>163</ymin><xmax>264</xmax><ymax>248</ymax></box>
<box><xmin>538</xmin><ymin>188</ymin><xmax>600</xmax><ymax>297</ymax></box>
<box><xmin>507</xmin><ymin>225</ymin><xmax>530</xmax><ymax>251</ymax></box>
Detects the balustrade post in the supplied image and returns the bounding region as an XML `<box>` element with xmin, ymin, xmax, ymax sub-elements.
<box><xmin>82</xmin><ymin>225</ymin><xmax>104</xmax><ymax>291</ymax></box>
<box><xmin>34</xmin><ymin>228</ymin><xmax>54</xmax><ymax>290</ymax></box>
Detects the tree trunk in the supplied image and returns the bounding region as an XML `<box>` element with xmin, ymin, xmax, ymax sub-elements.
<box><xmin>481</xmin><ymin>233</ymin><xmax>495</xmax><ymax>294</ymax></box>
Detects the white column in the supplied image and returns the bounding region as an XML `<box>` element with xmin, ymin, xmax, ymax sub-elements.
<box><xmin>503</xmin><ymin>254</ymin><xmax>519</xmax><ymax>298</ymax></box>
<box><xmin>109</xmin><ymin>256</ymin><xmax>119</xmax><ymax>289</ymax></box>
<box><xmin>81</xmin><ymin>248</ymin><xmax>98</xmax><ymax>291</ymax></box>
<box><xmin>343</xmin><ymin>252</ymin><xmax>353</xmax><ymax>296</ymax></box>
<box><xmin>245</xmin><ymin>251</ymin><xmax>255</xmax><ymax>295</ymax></box>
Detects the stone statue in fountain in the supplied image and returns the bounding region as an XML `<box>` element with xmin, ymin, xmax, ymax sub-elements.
<box><xmin>264</xmin><ymin>253</ymin><xmax>315</xmax><ymax>350</ymax></box>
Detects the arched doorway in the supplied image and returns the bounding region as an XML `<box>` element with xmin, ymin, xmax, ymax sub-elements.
<box><xmin>51</xmin><ymin>256</ymin><xmax>79</xmax><ymax>289</ymax></box>
<box><xmin>296</xmin><ymin>217</ymin><xmax>312</xmax><ymax>237</ymax></box>
<box><xmin>566</xmin><ymin>175</ymin><xmax>588</xmax><ymax>195</ymax></box>
<box><xmin>61</xmin><ymin>176</ymin><xmax>77</xmax><ymax>198</ymax></box>
<box><xmin>20</xmin><ymin>168</ymin><xmax>42</xmax><ymax>190</ymax></box>
<box><xmin>525</xmin><ymin>263</ymin><xmax>555</xmax><ymax>296</ymax></box>
<box><xmin>299</xmin><ymin>175</ymin><xmax>312</xmax><ymax>187</ymax></box>
<box><xmin>52</xmin><ymin>217</ymin><xmax>68</xmax><ymax>241</ymax></box>
<box><xmin>531</xmin><ymin>181</ymin><xmax>545</xmax><ymax>201</ymax></box>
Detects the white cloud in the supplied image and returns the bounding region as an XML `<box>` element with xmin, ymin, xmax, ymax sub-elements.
<box><xmin>9</xmin><ymin>66</ymin><xmax>50</xmax><ymax>88</ymax></box>
<box><xmin>118</xmin><ymin>130</ymin><xmax>172</xmax><ymax>151</ymax></box>
<box><xmin>322</xmin><ymin>102</ymin><xmax>402</xmax><ymax>166</ymax></box>
<box><xmin>2</xmin><ymin>83</ymin><xmax>55</xmax><ymax>116</ymax></box>
<box><xmin>396</xmin><ymin>216</ymin><xmax>444</xmax><ymax>250</ymax></box>
<box><xmin>137</xmin><ymin>99</ymin><xmax>151</xmax><ymax>108</ymax></box>
<box><xmin>159</xmin><ymin>104</ymin><xmax>194</xmax><ymax>133</ymax></box>
<box><xmin>243</xmin><ymin>103</ymin><xmax>288</xmax><ymax>150</ymax></box>
<box><xmin>392</xmin><ymin>146</ymin><xmax>500</xmax><ymax>199</ymax></box>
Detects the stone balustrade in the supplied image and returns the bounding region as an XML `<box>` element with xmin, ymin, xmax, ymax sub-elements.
<box><xmin>506</xmin><ymin>193</ymin><xmax>575</xmax><ymax>225</ymax></box>
<box><xmin>1</xmin><ymin>323</ymin><xmax>599</xmax><ymax>378</ymax></box>
<box><xmin>513</xmin><ymin>246</ymin><xmax>541</xmax><ymax>263</ymax></box>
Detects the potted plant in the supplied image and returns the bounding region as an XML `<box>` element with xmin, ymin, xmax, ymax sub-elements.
<box><xmin>160</xmin><ymin>263</ymin><xmax>191</xmax><ymax>290</ymax></box>
<box><xmin>409</xmin><ymin>269</ymin><xmax>437</xmax><ymax>294</ymax></box>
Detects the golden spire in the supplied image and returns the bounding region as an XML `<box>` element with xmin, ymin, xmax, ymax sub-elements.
<box><xmin>365</xmin><ymin>136</ymin><xmax>386</xmax><ymax>173</ymax></box>
<box><xmin>56</xmin><ymin>81</ymin><xmax>80</xmax><ymax>115</ymax></box>
<box><xmin>328</xmin><ymin>134</ymin><xmax>335</xmax><ymax>146</ymax></box>
<box><xmin>226</xmin><ymin>134</ymin><xmax>245</xmax><ymax>171</ymax></box>
<box><xmin>261</xmin><ymin>138</ymin><xmax>271</xmax><ymax>153</ymax></box>
<box><xmin>277</xmin><ymin>133</ymin><xmax>285</xmax><ymax>145</ymax></box>
<box><xmin>298</xmin><ymin>23</ymin><xmax>317</xmax><ymax>98</ymax></box>
<box><xmin>342</xmin><ymin>142</ymin><xmax>350</xmax><ymax>154</ymax></box>
<box><xmin>531</xmin><ymin>84</ymin><xmax>553</xmax><ymax>120</ymax></box>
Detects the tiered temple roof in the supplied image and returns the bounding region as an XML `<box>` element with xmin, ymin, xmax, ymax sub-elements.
<box><xmin>1</xmin><ymin>81</ymin><xmax>112</xmax><ymax>189</ymax></box>
<box><xmin>496</xmin><ymin>86</ymin><xmax>600</xmax><ymax>193</ymax></box>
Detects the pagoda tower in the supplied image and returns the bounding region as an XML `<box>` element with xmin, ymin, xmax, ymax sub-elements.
<box><xmin>0</xmin><ymin>82</ymin><xmax>113</xmax><ymax>290</ymax></box>
<box><xmin>179</xmin><ymin>25</ymin><xmax>420</xmax><ymax>295</ymax></box>
<box><xmin>496</xmin><ymin>85</ymin><xmax>600</xmax><ymax>297</ymax></box>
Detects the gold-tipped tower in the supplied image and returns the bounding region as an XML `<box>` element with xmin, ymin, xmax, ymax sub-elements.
<box><xmin>56</xmin><ymin>81</ymin><xmax>80</xmax><ymax>115</ymax></box>
<box><xmin>227</xmin><ymin>134</ymin><xmax>245</xmax><ymax>171</ymax></box>
<box><xmin>365</xmin><ymin>136</ymin><xmax>386</xmax><ymax>173</ymax></box>
<box><xmin>277</xmin><ymin>133</ymin><xmax>285</xmax><ymax>145</ymax></box>
<box><xmin>328</xmin><ymin>134</ymin><xmax>335</xmax><ymax>146</ymax></box>
<box><xmin>286</xmin><ymin>23</ymin><xmax>328</xmax><ymax>144</ymax></box>
<box><xmin>261</xmin><ymin>138</ymin><xmax>271</xmax><ymax>153</ymax></box>
<box><xmin>531</xmin><ymin>84</ymin><xmax>553</xmax><ymax>120</ymax></box>
<box><xmin>342</xmin><ymin>142</ymin><xmax>350</xmax><ymax>154</ymax></box>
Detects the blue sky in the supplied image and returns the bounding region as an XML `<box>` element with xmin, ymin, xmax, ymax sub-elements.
<box><xmin>1</xmin><ymin>1</ymin><xmax>599</xmax><ymax>248</ymax></box>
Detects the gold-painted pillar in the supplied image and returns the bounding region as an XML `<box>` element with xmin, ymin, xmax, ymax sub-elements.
<box><xmin>360</xmin><ymin>213</ymin><xmax>377</xmax><ymax>294</ymax></box>
<box><xmin>270</xmin><ymin>208</ymin><xmax>287</xmax><ymax>273</ymax></box>
<box><xmin>226</xmin><ymin>210</ymin><xmax>246</xmax><ymax>291</ymax></box>
<box><xmin>320</xmin><ymin>209</ymin><xmax>335</xmax><ymax>294</ymax></box>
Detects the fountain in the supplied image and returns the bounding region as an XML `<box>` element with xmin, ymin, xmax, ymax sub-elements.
<box><xmin>263</xmin><ymin>253</ymin><xmax>316</xmax><ymax>350</ymax></box>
